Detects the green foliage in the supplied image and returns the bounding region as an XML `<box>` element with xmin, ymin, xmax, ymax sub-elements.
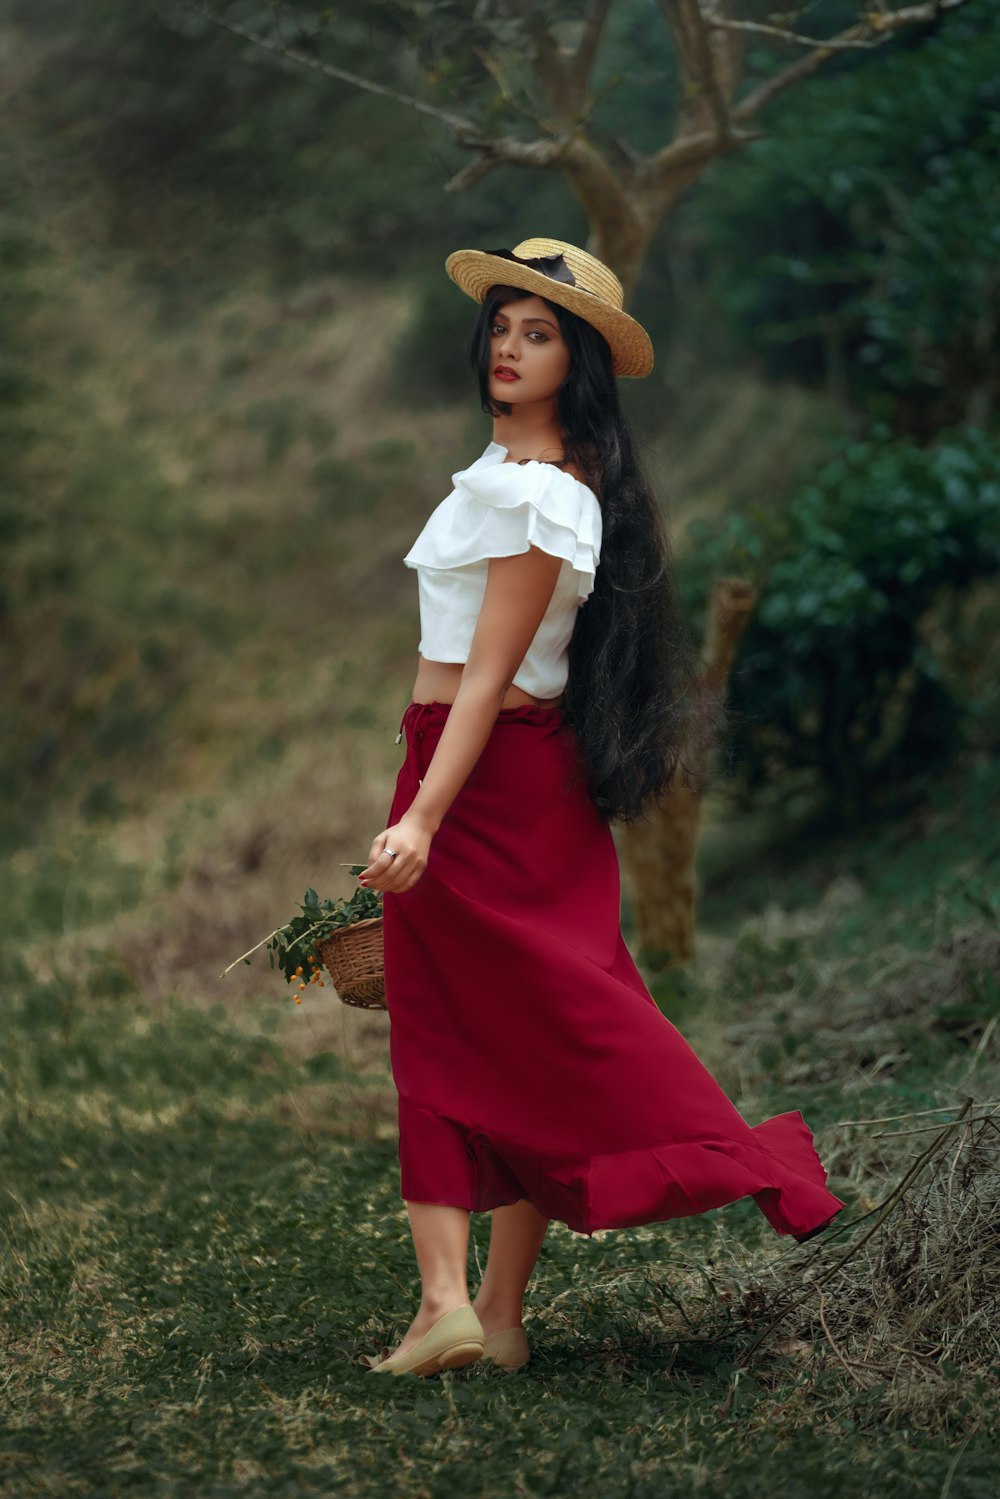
<box><xmin>309</xmin><ymin>455</ymin><xmax>377</xmax><ymax>516</ymax></box>
<box><xmin>0</xmin><ymin>126</ymin><xmax>418</xmax><ymax>853</ymax></box>
<box><xmin>241</xmin><ymin>394</ymin><xmax>334</xmax><ymax>465</ymax></box>
<box><xmin>688</xmin><ymin>9</ymin><xmax>1000</xmax><ymax>436</ymax></box>
<box><xmin>679</xmin><ymin>427</ymin><xmax>1000</xmax><ymax>816</ymax></box>
<box><xmin>0</xmin><ymin>163</ymin><xmax>49</xmax><ymax>577</ymax></box>
<box><xmin>0</xmin><ymin>415</ymin><xmax>228</xmax><ymax>846</ymax></box>
<box><xmin>8</xmin><ymin>0</ymin><xmax>580</xmax><ymax>289</ymax></box>
<box><xmin>24</xmin><ymin>0</ymin><xmax>989</xmax><ymax>422</ymax></box>
<box><xmin>3</xmin><ymin>772</ymin><xmax>1000</xmax><ymax>1492</ymax></box>
<box><xmin>245</xmin><ymin>884</ymin><xmax>384</xmax><ymax>988</ymax></box>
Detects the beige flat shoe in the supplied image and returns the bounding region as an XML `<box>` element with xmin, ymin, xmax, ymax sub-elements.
<box><xmin>364</xmin><ymin>1305</ymin><xmax>485</xmax><ymax>1377</ymax></box>
<box><xmin>480</xmin><ymin>1326</ymin><xmax>531</xmax><ymax>1370</ymax></box>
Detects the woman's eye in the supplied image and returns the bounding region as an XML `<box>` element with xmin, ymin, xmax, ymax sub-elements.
<box><xmin>490</xmin><ymin>324</ymin><xmax>547</xmax><ymax>342</ymax></box>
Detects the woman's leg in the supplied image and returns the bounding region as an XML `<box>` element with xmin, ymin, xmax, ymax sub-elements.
<box><xmin>472</xmin><ymin>1199</ymin><xmax>550</xmax><ymax>1333</ymax></box>
<box><xmin>385</xmin><ymin>1201</ymin><xmax>475</xmax><ymax>1359</ymax></box>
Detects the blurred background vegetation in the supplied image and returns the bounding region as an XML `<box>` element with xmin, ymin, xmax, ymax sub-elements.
<box><xmin>2</xmin><ymin>1</ymin><xmax>999</xmax><ymax>1491</ymax></box>
<box><xmin>4</xmin><ymin>0</ymin><xmax>997</xmax><ymax>906</ymax></box>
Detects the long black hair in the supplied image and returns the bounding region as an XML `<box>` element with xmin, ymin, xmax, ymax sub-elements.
<box><xmin>471</xmin><ymin>283</ymin><xmax>724</xmax><ymax>825</ymax></box>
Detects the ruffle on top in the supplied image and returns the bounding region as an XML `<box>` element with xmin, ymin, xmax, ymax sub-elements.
<box><xmin>403</xmin><ymin>442</ymin><xmax>602</xmax><ymax>602</ymax></box>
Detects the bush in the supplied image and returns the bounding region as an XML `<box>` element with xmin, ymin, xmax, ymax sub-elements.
<box><xmin>679</xmin><ymin>427</ymin><xmax>1000</xmax><ymax>817</ymax></box>
<box><xmin>686</xmin><ymin>8</ymin><xmax>1000</xmax><ymax>438</ymax></box>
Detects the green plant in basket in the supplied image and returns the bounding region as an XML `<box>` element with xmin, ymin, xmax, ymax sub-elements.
<box><xmin>222</xmin><ymin>871</ymin><xmax>382</xmax><ymax>1004</ymax></box>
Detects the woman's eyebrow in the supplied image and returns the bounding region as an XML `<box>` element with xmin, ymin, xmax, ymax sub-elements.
<box><xmin>519</xmin><ymin>316</ymin><xmax>558</xmax><ymax>330</ymax></box>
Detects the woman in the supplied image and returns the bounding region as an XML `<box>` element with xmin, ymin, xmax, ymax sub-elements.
<box><xmin>358</xmin><ymin>238</ymin><xmax>846</xmax><ymax>1378</ymax></box>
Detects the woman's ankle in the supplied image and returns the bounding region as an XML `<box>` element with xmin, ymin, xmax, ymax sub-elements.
<box><xmin>471</xmin><ymin>1290</ymin><xmax>524</xmax><ymax>1327</ymax></box>
<box><xmin>419</xmin><ymin>1289</ymin><xmax>472</xmax><ymax>1317</ymax></box>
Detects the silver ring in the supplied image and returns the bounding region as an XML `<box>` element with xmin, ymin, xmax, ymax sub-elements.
<box><xmin>384</xmin><ymin>847</ymin><xmax>398</xmax><ymax>860</ymax></box>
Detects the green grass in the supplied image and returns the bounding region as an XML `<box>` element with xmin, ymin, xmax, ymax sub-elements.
<box><xmin>1</xmin><ymin>1003</ymin><xmax>996</xmax><ymax>1498</ymax></box>
<box><xmin>3</xmin><ymin>748</ymin><xmax>999</xmax><ymax>1496</ymax></box>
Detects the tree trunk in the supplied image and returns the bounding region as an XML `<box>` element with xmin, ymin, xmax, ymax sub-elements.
<box><xmin>582</xmin><ymin>189</ymin><xmax>758</xmax><ymax>971</ymax></box>
<box><xmin>618</xmin><ymin>578</ymin><xmax>757</xmax><ymax>966</ymax></box>
<box><xmin>577</xmin><ymin>170</ymin><xmax>704</xmax><ymax>302</ymax></box>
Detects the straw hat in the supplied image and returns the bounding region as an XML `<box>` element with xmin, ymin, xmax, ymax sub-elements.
<box><xmin>445</xmin><ymin>236</ymin><xmax>654</xmax><ymax>379</ymax></box>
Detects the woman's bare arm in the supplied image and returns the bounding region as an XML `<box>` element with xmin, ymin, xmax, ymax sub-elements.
<box><xmin>361</xmin><ymin>544</ymin><xmax>564</xmax><ymax>892</ymax></box>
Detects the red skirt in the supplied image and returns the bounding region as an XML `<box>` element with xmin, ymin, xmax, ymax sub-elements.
<box><xmin>381</xmin><ymin>699</ymin><xmax>846</xmax><ymax>1242</ymax></box>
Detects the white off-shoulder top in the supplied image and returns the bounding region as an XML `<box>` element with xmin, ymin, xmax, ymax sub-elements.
<box><xmin>402</xmin><ymin>441</ymin><xmax>603</xmax><ymax>699</ymax></box>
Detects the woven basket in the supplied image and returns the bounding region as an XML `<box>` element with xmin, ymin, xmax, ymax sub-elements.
<box><xmin>316</xmin><ymin>917</ymin><xmax>386</xmax><ymax>1010</ymax></box>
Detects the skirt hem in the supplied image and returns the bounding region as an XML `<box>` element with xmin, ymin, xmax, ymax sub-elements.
<box><xmin>397</xmin><ymin>1093</ymin><xmax>847</xmax><ymax>1243</ymax></box>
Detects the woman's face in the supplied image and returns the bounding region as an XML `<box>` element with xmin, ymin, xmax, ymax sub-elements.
<box><xmin>488</xmin><ymin>294</ymin><xmax>571</xmax><ymax>406</ymax></box>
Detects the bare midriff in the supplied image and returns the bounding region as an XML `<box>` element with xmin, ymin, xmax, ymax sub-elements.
<box><xmin>412</xmin><ymin>655</ymin><xmax>564</xmax><ymax>710</ymax></box>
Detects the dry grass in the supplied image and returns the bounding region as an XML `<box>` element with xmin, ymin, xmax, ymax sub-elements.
<box><xmin>740</xmin><ymin>1100</ymin><xmax>999</xmax><ymax>1432</ymax></box>
<box><xmin>560</xmin><ymin>1100</ymin><xmax>1000</xmax><ymax>1437</ymax></box>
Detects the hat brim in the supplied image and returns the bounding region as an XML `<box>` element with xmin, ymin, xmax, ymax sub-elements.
<box><xmin>445</xmin><ymin>249</ymin><xmax>654</xmax><ymax>379</ymax></box>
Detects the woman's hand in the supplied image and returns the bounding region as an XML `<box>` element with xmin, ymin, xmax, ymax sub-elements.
<box><xmin>358</xmin><ymin>813</ymin><xmax>433</xmax><ymax>894</ymax></box>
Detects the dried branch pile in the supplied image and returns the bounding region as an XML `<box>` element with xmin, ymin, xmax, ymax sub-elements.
<box><xmin>588</xmin><ymin>1099</ymin><xmax>999</xmax><ymax>1434</ymax></box>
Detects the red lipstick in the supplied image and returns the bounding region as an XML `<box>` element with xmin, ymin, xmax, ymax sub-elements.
<box><xmin>493</xmin><ymin>366</ymin><xmax>520</xmax><ymax>381</ymax></box>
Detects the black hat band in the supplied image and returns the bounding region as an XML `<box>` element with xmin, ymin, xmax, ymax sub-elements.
<box><xmin>483</xmin><ymin>248</ymin><xmax>577</xmax><ymax>288</ymax></box>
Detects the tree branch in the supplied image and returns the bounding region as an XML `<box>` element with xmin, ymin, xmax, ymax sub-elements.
<box><xmin>710</xmin><ymin>0</ymin><xmax>970</xmax><ymax>51</ymax></box>
<box><xmin>706</xmin><ymin>0</ymin><xmax>745</xmax><ymax>106</ymax></box>
<box><xmin>444</xmin><ymin>155</ymin><xmax>503</xmax><ymax>194</ymax></box>
<box><xmin>187</xmin><ymin>0</ymin><xmax>977</xmax><ymax>295</ymax></box>
<box><xmin>501</xmin><ymin>0</ymin><xmax>574</xmax><ymax>121</ymax></box>
<box><xmin>185</xmin><ymin>2</ymin><xmax>475</xmax><ymax>134</ymax></box>
<box><xmin>503</xmin><ymin>0</ymin><xmax>613</xmax><ymax>120</ymax></box>
<box><xmin>444</xmin><ymin>132</ymin><xmax>571</xmax><ymax>193</ymax></box>
<box><xmin>644</xmin><ymin>122</ymin><xmax>764</xmax><ymax>190</ymax></box>
<box><xmin>660</xmin><ymin>0</ymin><xmax>734</xmax><ymax>139</ymax></box>
<box><xmin>726</xmin><ymin>0</ymin><xmax>974</xmax><ymax>123</ymax></box>
<box><xmin>708</xmin><ymin>15</ymin><xmax>882</xmax><ymax>49</ymax></box>
<box><xmin>568</xmin><ymin>0</ymin><xmax>615</xmax><ymax>101</ymax></box>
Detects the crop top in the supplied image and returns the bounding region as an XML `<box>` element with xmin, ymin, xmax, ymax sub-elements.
<box><xmin>402</xmin><ymin>441</ymin><xmax>603</xmax><ymax>700</ymax></box>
